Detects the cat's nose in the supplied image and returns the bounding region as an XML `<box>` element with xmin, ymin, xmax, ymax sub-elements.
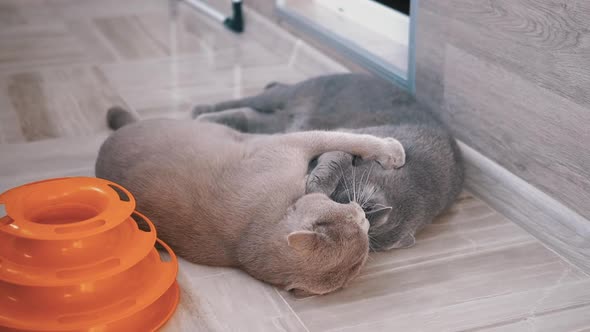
<box><xmin>349</xmin><ymin>203</ymin><xmax>368</xmax><ymax>231</ymax></box>
<box><xmin>361</xmin><ymin>218</ymin><xmax>370</xmax><ymax>233</ymax></box>
<box><xmin>350</xmin><ymin>202</ymin><xmax>365</xmax><ymax>216</ymax></box>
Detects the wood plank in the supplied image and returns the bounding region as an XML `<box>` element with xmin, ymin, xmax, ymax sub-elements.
<box><xmin>477</xmin><ymin>303</ymin><xmax>590</xmax><ymax>332</ymax></box>
<box><xmin>284</xmin><ymin>241</ymin><xmax>583</xmax><ymax>331</ymax></box>
<box><xmin>336</xmin><ymin>279</ymin><xmax>590</xmax><ymax>332</ymax></box>
<box><xmin>0</xmin><ymin>78</ymin><xmax>25</xmax><ymax>143</ymax></box>
<box><xmin>163</xmin><ymin>262</ymin><xmax>307</xmax><ymax>332</ymax></box>
<box><xmin>99</xmin><ymin>53</ymin><xmax>305</xmax><ymax>112</ymax></box>
<box><xmin>94</xmin><ymin>15</ymin><xmax>170</xmax><ymax>60</ymax></box>
<box><xmin>460</xmin><ymin>141</ymin><xmax>590</xmax><ymax>275</ymax></box>
<box><xmin>0</xmin><ymin>0</ymin><xmax>58</xmax><ymax>29</ymax></box>
<box><xmin>414</xmin><ymin>7</ymin><xmax>448</xmax><ymax>110</ymax></box>
<box><xmin>0</xmin><ymin>23</ymin><xmax>89</xmax><ymax>73</ymax></box>
<box><xmin>3</xmin><ymin>66</ymin><xmax>127</xmax><ymax>141</ymax></box>
<box><xmin>423</xmin><ymin>0</ymin><xmax>590</xmax><ymax>108</ymax></box>
<box><xmin>98</xmin><ymin>48</ymin><xmax>293</xmax><ymax>92</ymax></box>
<box><xmin>363</xmin><ymin>196</ymin><xmax>534</xmax><ymax>274</ymax></box>
<box><xmin>442</xmin><ymin>44</ymin><xmax>590</xmax><ymax>222</ymax></box>
<box><xmin>415</xmin><ymin>0</ymin><xmax>590</xmax><ymax>286</ymax></box>
<box><xmin>52</xmin><ymin>0</ymin><xmax>168</xmax><ymax>20</ymax></box>
<box><xmin>0</xmin><ymin>134</ymin><xmax>106</xmax><ymax>192</ymax></box>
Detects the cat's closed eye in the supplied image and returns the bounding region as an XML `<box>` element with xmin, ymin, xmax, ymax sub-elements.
<box><xmin>314</xmin><ymin>220</ymin><xmax>332</xmax><ymax>227</ymax></box>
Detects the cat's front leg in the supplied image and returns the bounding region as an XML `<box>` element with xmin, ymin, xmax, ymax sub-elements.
<box><xmin>283</xmin><ymin>131</ymin><xmax>406</xmax><ymax>170</ymax></box>
<box><xmin>316</xmin><ymin>134</ymin><xmax>404</xmax><ymax>170</ymax></box>
<box><xmin>306</xmin><ymin>152</ymin><xmax>352</xmax><ymax>195</ymax></box>
<box><xmin>364</xmin><ymin>137</ymin><xmax>406</xmax><ymax>170</ymax></box>
<box><xmin>192</xmin><ymin>86</ymin><xmax>289</xmax><ymax>119</ymax></box>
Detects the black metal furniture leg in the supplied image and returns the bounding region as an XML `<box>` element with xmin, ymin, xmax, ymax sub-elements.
<box><xmin>224</xmin><ymin>0</ymin><xmax>244</xmax><ymax>33</ymax></box>
<box><xmin>182</xmin><ymin>0</ymin><xmax>244</xmax><ymax>34</ymax></box>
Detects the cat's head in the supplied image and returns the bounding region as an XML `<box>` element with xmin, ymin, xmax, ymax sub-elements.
<box><xmin>331</xmin><ymin>182</ymin><xmax>393</xmax><ymax>231</ymax></box>
<box><xmin>283</xmin><ymin>193</ymin><xmax>369</xmax><ymax>296</ymax></box>
<box><xmin>320</xmin><ymin>157</ymin><xmax>400</xmax><ymax>251</ymax></box>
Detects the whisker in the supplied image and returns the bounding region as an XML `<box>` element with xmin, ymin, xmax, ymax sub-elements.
<box><xmin>338</xmin><ymin>163</ymin><xmax>352</xmax><ymax>203</ymax></box>
<box><xmin>372</xmin><ymin>203</ymin><xmax>389</xmax><ymax>209</ymax></box>
<box><xmin>367</xmin><ymin>234</ymin><xmax>380</xmax><ymax>255</ymax></box>
<box><xmin>361</xmin><ymin>163</ymin><xmax>375</xmax><ymax>206</ymax></box>
<box><xmin>365</xmin><ymin>163</ymin><xmax>374</xmax><ymax>192</ymax></box>
<box><xmin>357</xmin><ymin>167</ymin><xmax>368</xmax><ymax>205</ymax></box>
<box><xmin>365</xmin><ymin>187</ymin><xmax>378</xmax><ymax>206</ymax></box>
<box><xmin>341</xmin><ymin>180</ymin><xmax>351</xmax><ymax>203</ymax></box>
<box><xmin>352</xmin><ymin>162</ymin><xmax>357</xmax><ymax>203</ymax></box>
<box><xmin>362</xmin><ymin>187</ymin><xmax>378</xmax><ymax>208</ymax></box>
<box><xmin>360</xmin><ymin>187</ymin><xmax>371</xmax><ymax>208</ymax></box>
<box><xmin>360</xmin><ymin>184</ymin><xmax>370</xmax><ymax>208</ymax></box>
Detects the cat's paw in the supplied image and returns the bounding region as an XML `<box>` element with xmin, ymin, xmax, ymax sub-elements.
<box><xmin>305</xmin><ymin>173</ymin><xmax>332</xmax><ymax>194</ymax></box>
<box><xmin>194</xmin><ymin>113</ymin><xmax>210</xmax><ymax>122</ymax></box>
<box><xmin>305</xmin><ymin>174</ymin><xmax>318</xmax><ymax>194</ymax></box>
<box><xmin>374</xmin><ymin>137</ymin><xmax>405</xmax><ymax>170</ymax></box>
<box><xmin>192</xmin><ymin>104</ymin><xmax>214</xmax><ymax>119</ymax></box>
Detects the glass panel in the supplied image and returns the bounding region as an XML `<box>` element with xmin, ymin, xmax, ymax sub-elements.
<box><xmin>276</xmin><ymin>0</ymin><xmax>411</xmax><ymax>85</ymax></box>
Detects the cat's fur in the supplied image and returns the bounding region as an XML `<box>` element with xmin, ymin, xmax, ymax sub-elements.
<box><xmin>192</xmin><ymin>73</ymin><xmax>465</xmax><ymax>251</ymax></box>
<box><xmin>95</xmin><ymin>106</ymin><xmax>406</xmax><ymax>296</ymax></box>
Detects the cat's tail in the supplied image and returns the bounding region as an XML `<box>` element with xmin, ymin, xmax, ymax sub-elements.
<box><xmin>106</xmin><ymin>106</ymin><xmax>140</xmax><ymax>130</ymax></box>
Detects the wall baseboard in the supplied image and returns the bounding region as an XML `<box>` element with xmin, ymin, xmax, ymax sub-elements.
<box><xmin>460</xmin><ymin>141</ymin><xmax>590</xmax><ymax>275</ymax></box>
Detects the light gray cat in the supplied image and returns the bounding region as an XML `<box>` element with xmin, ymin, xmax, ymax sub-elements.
<box><xmin>96</xmin><ymin>106</ymin><xmax>405</xmax><ymax>296</ymax></box>
<box><xmin>193</xmin><ymin>73</ymin><xmax>465</xmax><ymax>251</ymax></box>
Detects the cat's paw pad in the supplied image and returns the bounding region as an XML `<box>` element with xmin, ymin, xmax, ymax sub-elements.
<box><xmin>375</xmin><ymin>137</ymin><xmax>405</xmax><ymax>170</ymax></box>
<box><xmin>192</xmin><ymin>105</ymin><xmax>214</xmax><ymax>119</ymax></box>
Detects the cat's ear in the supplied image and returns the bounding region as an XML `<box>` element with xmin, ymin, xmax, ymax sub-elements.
<box><xmin>366</xmin><ymin>206</ymin><xmax>392</xmax><ymax>227</ymax></box>
<box><xmin>287</xmin><ymin>231</ymin><xmax>320</xmax><ymax>251</ymax></box>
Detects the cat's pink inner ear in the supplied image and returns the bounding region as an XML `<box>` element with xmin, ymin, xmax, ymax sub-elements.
<box><xmin>287</xmin><ymin>230</ymin><xmax>318</xmax><ymax>251</ymax></box>
<box><xmin>366</xmin><ymin>206</ymin><xmax>393</xmax><ymax>225</ymax></box>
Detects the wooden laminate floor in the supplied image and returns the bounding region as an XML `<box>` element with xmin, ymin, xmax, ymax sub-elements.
<box><xmin>1</xmin><ymin>1</ymin><xmax>589</xmax><ymax>331</ymax></box>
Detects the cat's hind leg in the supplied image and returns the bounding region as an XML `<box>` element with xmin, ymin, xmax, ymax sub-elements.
<box><xmin>195</xmin><ymin>107</ymin><xmax>285</xmax><ymax>133</ymax></box>
<box><xmin>192</xmin><ymin>84</ymin><xmax>290</xmax><ymax>119</ymax></box>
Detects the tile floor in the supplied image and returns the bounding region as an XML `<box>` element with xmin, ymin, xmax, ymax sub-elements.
<box><xmin>1</xmin><ymin>1</ymin><xmax>589</xmax><ymax>331</ymax></box>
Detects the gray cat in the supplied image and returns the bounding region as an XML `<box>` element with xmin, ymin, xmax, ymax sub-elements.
<box><xmin>96</xmin><ymin>106</ymin><xmax>405</xmax><ymax>296</ymax></box>
<box><xmin>192</xmin><ymin>73</ymin><xmax>465</xmax><ymax>251</ymax></box>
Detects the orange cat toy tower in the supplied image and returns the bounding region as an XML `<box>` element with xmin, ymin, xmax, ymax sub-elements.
<box><xmin>0</xmin><ymin>177</ymin><xmax>179</xmax><ymax>331</ymax></box>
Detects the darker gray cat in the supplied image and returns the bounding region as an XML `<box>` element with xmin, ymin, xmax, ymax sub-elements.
<box><xmin>193</xmin><ymin>73</ymin><xmax>464</xmax><ymax>251</ymax></box>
